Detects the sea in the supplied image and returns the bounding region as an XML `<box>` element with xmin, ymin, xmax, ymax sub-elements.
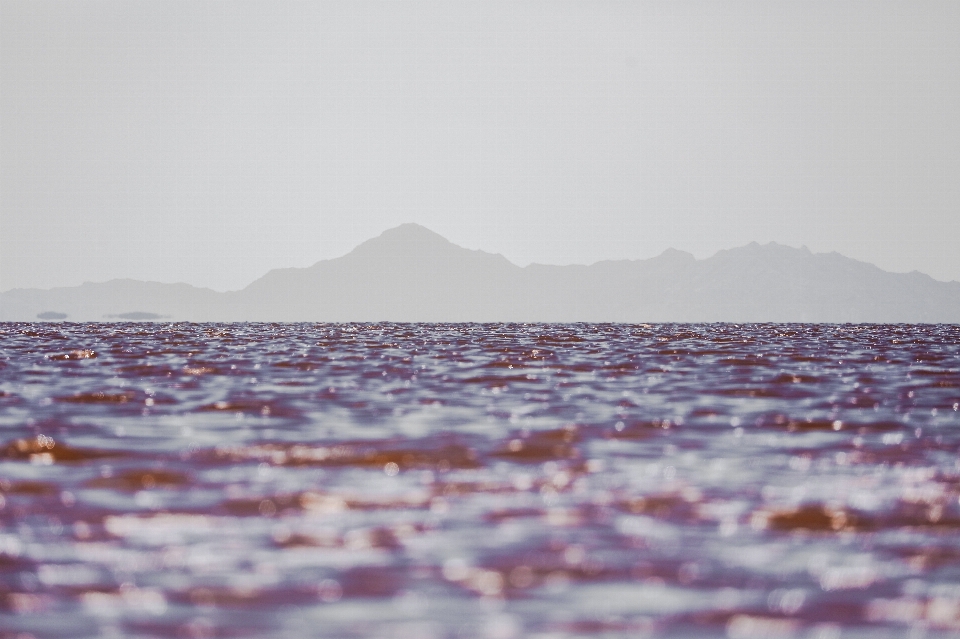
<box><xmin>1</xmin><ymin>322</ymin><xmax>959</xmax><ymax>639</ymax></box>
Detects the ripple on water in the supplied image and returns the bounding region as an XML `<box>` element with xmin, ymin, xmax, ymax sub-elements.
<box><xmin>1</xmin><ymin>322</ymin><xmax>960</xmax><ymax>637</ymax></box>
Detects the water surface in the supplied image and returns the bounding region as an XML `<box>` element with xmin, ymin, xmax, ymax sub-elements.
<box><xmin>2</xmin><ymin>323</ymin><xmax>960</xmax><ymax>638</ymax></box>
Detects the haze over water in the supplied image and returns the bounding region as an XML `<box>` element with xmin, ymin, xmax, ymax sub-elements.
<box><xmin>2</xmin><ymin>322</ymin><xmax>960</xmax><ymax>638</ymax></box>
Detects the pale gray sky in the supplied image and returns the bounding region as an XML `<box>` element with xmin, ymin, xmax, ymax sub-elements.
<box><xmin>2</xmin><ymin>0</ymin><xmax>959</xmax><ymax>292</ymax></box>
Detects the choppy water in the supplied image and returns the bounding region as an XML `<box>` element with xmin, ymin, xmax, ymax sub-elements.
<box><xmin>1</xmin><ymin>323</ymin><xmax>960</xmax><ymax>639</ymax></box>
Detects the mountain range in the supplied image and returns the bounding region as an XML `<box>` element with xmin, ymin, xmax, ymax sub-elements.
<box><xmin>2</xmin><ymin>223</ymin><xmax>958</xmax><ymax>323</ymax></box>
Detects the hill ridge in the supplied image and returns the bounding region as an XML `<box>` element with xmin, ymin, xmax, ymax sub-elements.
<box><xmin>2</xmin><ymin>225</ymin><xmax>958</xmax><ymax>323</ymax></box>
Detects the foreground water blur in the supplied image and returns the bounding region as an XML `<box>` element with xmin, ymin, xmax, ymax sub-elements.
<box><xmin>1</xmin><ymin>322</ymin><xmax>959</xmax><ymax>638</ymax></box>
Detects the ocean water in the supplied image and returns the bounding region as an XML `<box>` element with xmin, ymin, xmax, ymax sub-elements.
<box><xmin>1</xmin><ymin>322</ymin><xmax>959</xmax><ymax>639</ymax></box>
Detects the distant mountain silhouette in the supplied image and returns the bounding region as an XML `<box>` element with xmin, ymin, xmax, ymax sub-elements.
<box><xmin>3</xmin><ymin>223</ymin><xmax>959</xmax><ymax>322</ymax></box>
<box><xmin>106</xmin><ymin>312</ymin><xmax>169</xmax><ymax>320</ymax></box>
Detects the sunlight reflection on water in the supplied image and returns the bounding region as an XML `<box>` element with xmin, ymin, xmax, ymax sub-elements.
<box><xmin>1</xmin><ymin>322</ymin><xmax>959</xmax><ymax>638</ymax></box>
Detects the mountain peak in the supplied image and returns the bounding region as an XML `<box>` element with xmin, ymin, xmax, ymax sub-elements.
<box><xmin>344</xmin><ymin>223</ymin><xmax>454</xmax><ymax>258</ymax></box>
<box><xmin>375</xmin><ymin>223</ymin><xmax>451</xmax><ymax>244</ymax></box>
<box><xmin>656</xmin><ymin>248</ymin><xmax>696</xmax><ymax>261</ymax></box>
<box><xmin>344</xmin><ymin>223</ymin><xmax>472</xmax><ymax>264</ymax></box>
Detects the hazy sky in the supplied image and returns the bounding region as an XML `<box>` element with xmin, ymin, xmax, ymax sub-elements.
<box><xmin>2</xmin><ymin>0</ymin><xmax>959</xmax><ymax>292</ymax></box>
